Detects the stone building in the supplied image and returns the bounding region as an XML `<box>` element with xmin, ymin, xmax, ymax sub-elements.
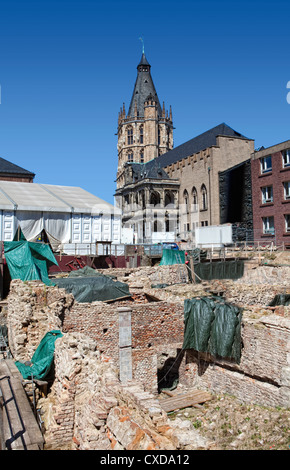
<box><xmin>115</xmin><ymin>52</ymin><xmax>255</xmax><ymax>243</ymax></box>
<box><xmin>116</xmin><ymin>52</ymin><xmax>174</xmax><ymax>190</ymax></box>
<box><xmin>251</xmin><ymin>140</ymin><xmax>290</xmax><ymax>247</ymax></box>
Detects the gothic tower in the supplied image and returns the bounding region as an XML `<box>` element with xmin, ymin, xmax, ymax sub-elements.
<box><xmin>116</xmin><ymin>52</ymin><xmax>174</xmax><ymax>189</ymax></box>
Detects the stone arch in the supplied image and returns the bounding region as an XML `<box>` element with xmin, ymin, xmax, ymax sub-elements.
<box><xmin>150</xmin><ymin>191</ymin><xmax>161</xmax><ymax>206</ymax></box>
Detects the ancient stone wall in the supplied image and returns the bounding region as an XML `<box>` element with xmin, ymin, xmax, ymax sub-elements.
<box><xmin>37</xmin><ymin>332</ymin><xmax>210</xmax><ymax>450</ymax></box>
<box><xmin>5</xmin><ymin>268</ymin><xmax>290</xmax><ymax>450</ymax></box>
<box><xmin>62</xmin><ymin>299</ymin><xmax>184</xmax><ymax>394</ymax></box>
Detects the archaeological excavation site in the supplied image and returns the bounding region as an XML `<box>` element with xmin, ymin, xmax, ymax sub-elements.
<box><xmin>0</xmin><ymin>246</ymin><xmax>290</xmax><ymax>451</ymax></box>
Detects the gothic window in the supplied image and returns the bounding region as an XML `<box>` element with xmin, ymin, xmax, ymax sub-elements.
<box><xmin>139</xmin><ymin>190</ymin><xmax>145</xmax><ymax>209</ymax></box>
<box><xmin>150</xmin><ymin>191</ymin><xmax>160</xmax><ymax>206</ymax></box>
<box><xmin>153</xmin><ymin>212</ymin><xmax>162</xmax><ymax>232</ymax></box>
<box><xmin>158</xmin><ymin>127</ymin><xmax>161</xmax><ymax>146</ymax></box>
<box><xmin>201</xmin><ymin>185</ymin><xmax>208</xmax><ymax>211</ymax></box>
<box><xmin>165</xmin><ymin>191</ymin><xmax>174</xmax><ymax>207</ymax></box>
<box><xmin>183</xmin><ymin>189</ymin><xmax>189</xmax><ymax>213</ymax></box>
<box><xmin>127</xmin><ymin>152</ymin><xmax>133</xmax><ymax>162</ymax></box>
<box><xmin>192</xmin><ymin>187</ymin><xmax>198</xmax><ymax>212</ymax></box>
<box><xmin>127</xmin><ymin>126</ymin><xmax>133</xmax><ymax>145</ymax></box>
<box><xmin>140</xmin><ymin>126</ymin><xmax>144</xmax><ymax>144</ymax></box>
<box><xmin>140</xmin><ymin>152</ymin><xmax>144</xmax><ymax>163</ymax></box>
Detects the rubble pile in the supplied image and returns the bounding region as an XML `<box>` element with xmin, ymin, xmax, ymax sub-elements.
<box><xmin>38</xmin><ymin>332</ymin><xmax>214</xmax><ymax>450</ymax></box>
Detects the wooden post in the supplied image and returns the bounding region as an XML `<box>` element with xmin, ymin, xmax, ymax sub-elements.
<box><xmin>189</xmin><ymin>255</ymin><xmax>195</xmax><ymax>283</ymax></box>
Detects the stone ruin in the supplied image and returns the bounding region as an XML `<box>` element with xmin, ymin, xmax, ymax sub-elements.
<box><xmin>2</xmin><ymin>260</ymin><xmax>290</xmax><ymax>450</ymax></box>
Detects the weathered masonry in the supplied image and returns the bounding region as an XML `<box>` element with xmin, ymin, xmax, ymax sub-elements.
<box><xmin>6</xmin><ymin>272</ymin><xmax>290</xmax><ymax>409</ymax></box>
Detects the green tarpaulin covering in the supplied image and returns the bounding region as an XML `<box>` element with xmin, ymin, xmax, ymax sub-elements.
<box><xmin>4</xmin><ymin>232</ymin><xmax>58</xmax><ymax>286</ymax></box>
<box><xmin>53</xmin><ymin>266</ymin><xmax>131</xmax><ymax>303</ymax></box>
<box><xmin>193</xmin><ymin>260</ymin><xmax>244</xmax><ymax>283</ymax></box>
<box><xmin>160</xmin><ymin>249</ymin><xmax>185</xmax><ymax>265</ymax></box>
<box><xmin>15</xmin><ymin>330</ymin><xmax>63</xmax><ymax>380</ymax></box>
<box><xmin>182</xmin><ymin>296</ymin><xmax>242</xmax><ymax>363</ymax></box>
<box><xmin>268</xmin><ymin>294</ymin><xmax>290</xmax><ymax>306</ymax></box>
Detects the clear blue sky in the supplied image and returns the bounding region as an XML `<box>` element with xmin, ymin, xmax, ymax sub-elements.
<box><xmin>0</xmin><ymin>0</ymin><xmax>290</xmax><ymax>205</ymax></box>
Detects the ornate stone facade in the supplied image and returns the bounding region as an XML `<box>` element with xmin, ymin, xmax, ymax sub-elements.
<box><xmin>115</xmin><ymin>53</ymin><xmax>255</xmax><ymax>243</ymax></box>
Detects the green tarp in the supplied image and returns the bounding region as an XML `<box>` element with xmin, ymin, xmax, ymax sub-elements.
<box><xmin>4</xmin><ymin>233</ymin><xmax>58</xmax><ymax>286</ymax></box>
<box><xmin>15</xmin><ymin>330</ymin><xmax>63</xmax><ymax>380</ymax></box>
<box><xmin>160</xmin><ymin>249</ymin><xmax>185</xmax><ymax>266</ymax></box>
<box><xmin>53</xmin><ymin>266</ymin><xmax>131</xmax><ymax>303</ymax></box>
<box><xmin>182</xmin><ymin>296</ymin><xmax>242</xmax><ymax>363</ymax></box>
<box><xmin>268</xmin><ymin>294</ymin><xmax>290</xmax><ymax>306</ymax></box>
<box><xmin>193</xmin><ymin>260</ymin><xmax>244</xmax><ymax>283</ymax></box>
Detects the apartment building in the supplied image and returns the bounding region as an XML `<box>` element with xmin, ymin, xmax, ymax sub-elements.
<box><xmin>251</xmin><ymin>141</ymin><xmax>290</xmax><ymax>247</ymax></box>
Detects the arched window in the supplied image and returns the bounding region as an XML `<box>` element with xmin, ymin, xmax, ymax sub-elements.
<box><xmin>183</xmin><ymin>189</ymin><xmax>189</xmax><ymax>213</ymax></box>
<box><xmin>127</xmin><ymin>152</ymin><xmax>133</xmax><ymax>162</ymax></box>
<box><xmin>165</xmin><ymin>191</ymin><xmax>174</xmax><ymax>207</ymax></box>
<box><xmin>153</xmin><ymin>212</ymin><xmax>162</xmax><ymax>232</ymax></box>
<box><xmin>150</xmin><ymin>191</ymin><xmax>160</xmax><ymax>206</ymax></box>
<box><xmin>140</xmin><ymin>126</ymin><xmax>143</xmax><ymax>144</ymax></box>
<box><xmin>201</xmin><ymin>184</ymin><xmax>208</xmax><ymax>210</ymax></box>
<box><xmin>140</xmin><ymin>151</ymin><xmax>144</xmax><ymax>163</ymax></box>
<box><xmin>158</xmin><ymin>127</ymin><xmax>161</xmax><ymax>146</ymax></box>
<box><xmin>192</xmin><ymin>187</ymin><xmax>198</xmax><ymax>212</ymax></box>
<box><xmin>127</xmin><ymin>126</ymin><xmax>133</xmax><ymax>145</ymax></box>
<box><xmin>139</xmin><ymin>190</ymin><xmax>145</xmax><ymax>209</ymax></box>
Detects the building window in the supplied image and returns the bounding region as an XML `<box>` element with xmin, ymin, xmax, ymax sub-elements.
<box><xmin>140</xmin><ymin>152</ymin><xmax>144</xmax><ymax>163</ymax></box>
<box><xmin>165</xmin><ymin>212</ymin><xmax>170</xmax><ymax>232</ymax></box>
<box><xmin>201</xmin><ymin>221</ymin><xmax>208</xmax><ymax>227</ymax></box>
<box><xmin>282</xmin><ymin>149</ymin><xmax>290</xmax><ymax>168</ymax></box>
<box><xmin>262</xmin><ymin>216</ymin><xmax>275</xmax><ymax>234</ymax></box>
<box><xmin>261</xmin><ymin>186</ymin><xmax>273</xmax><ymax>204</ymax></box>
<box><xmin>284</xmin><ymin>181</ymin><xmax>290</xmax><ymax>200</ymax></box>
<box><xmin>127</xmin><ymin>127</ymin><xmax>133</xmax><ymax>145</ymax></box>
<box><xmin>140</xmin><ymin>126</ymin><xmax>143</xmax><ymax>144</ymax></box>
<box><xmin>165</xmin><ymin>191</ymin><xmax>174</xmax><ymax>207</ymax></box>
<box><xmin>158</xmin><ymin>127</ymin><xmax>161</xmax><ymax>146</ymax></box>
<box><xmin>192</xmin><ymin>187</ymin><xmax>198</xmax><ymax>212</ymax></box>
<box><xmin>150</xmin><ymin>191</ymin><xmax>160</xmax><ymax>206</ymax></box>
<box><xmin>201</xmin><ymin>184</ymin><xmax>208</xmax><ymax>210</ymax></box>
<box><xmin>285</xmin><ymin>214</ymin><xmax>290</xmax><ymax>232</ymax></box>
<box><xmin>127</xmin><ymin>152</ymin><xmax>133</xmax><ymax>162</ymax></box>
<box><xmin>260</xmin><ymin>156</ymin><xmax>272</xmax><ymax>174</ymax></box>
<box><xmin>183</xmin><ymin>190</ymin><xmax>189</xmax><ymax>213</ymax></box>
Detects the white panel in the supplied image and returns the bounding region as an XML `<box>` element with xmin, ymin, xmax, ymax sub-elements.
<box><xmin>2</xmin><ymin>212</ymin><xmax>14</xmax><ymax>241</ymax></box>
<box><xmin>82</xmin><ymin>215</ymin><xmax>91</xmax><ymax>243</ymax></box>
<box><xmin>72</xmin><ymin>214</ymin><xmax>82</xmax><ymax>243</ymax></box>
<box><xmin>92</xmin><ymin>215</ymin><xmax>102</xmax><ymax>242</ymax></box>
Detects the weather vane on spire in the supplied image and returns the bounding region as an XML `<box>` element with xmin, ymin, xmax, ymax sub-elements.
<box><xmin>139</xmin><ymin>37</ymin><xmax>145</xmax><ymax>54</ymax></box>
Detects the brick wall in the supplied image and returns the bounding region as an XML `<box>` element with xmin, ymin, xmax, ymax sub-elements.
<box><xmin>62</xmin><ymin>300</ymin><xmax>185</xmax><ymax>394</ymax></box>
<box><xmin>6</xmin><ymin>278</ymin><xmax>290</xmax><ymax>410</ymax></box>
<box><xmin>251</xmin><ymin>145</ymin><xmax>290</xmax><ymax>246</ymax></box>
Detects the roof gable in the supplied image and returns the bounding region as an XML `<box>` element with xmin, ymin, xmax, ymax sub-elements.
<box><xmin>0</xmin><ymin>157</ymin><xmax>35</xmax><ymax>177</ymax></box>
<box><xmin>145</xmin><ymin>123</ymin><xmax>251</xmax><ymax>170</ymax></box>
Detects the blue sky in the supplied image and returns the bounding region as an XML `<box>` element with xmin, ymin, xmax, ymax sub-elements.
<box><xmin>0</xmin><ymin>0</ymin><xmax>290</xmax><ymax>204</ymax></box>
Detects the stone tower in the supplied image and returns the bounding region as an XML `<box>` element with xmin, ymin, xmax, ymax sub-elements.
<box><xmin>116</xmin><ymin>52</ymin><xmax>174</xmax><ymax>189</ymax></box>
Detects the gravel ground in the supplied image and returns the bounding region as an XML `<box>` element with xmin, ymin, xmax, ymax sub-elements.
<box><xmin>167</xmin><ymin>393</ymin><xmax>290</xmax><ymax>450</ymax></box>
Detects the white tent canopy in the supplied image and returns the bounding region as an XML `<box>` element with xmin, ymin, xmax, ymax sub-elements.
<box><xmin>0</xmin><ymin>182</ymin><xmax>121</xmax><ymax>248</ymax></box>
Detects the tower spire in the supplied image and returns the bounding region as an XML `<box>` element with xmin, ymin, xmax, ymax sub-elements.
<box><xmin>139</xmin><ymin>37</ymin><xmax>145</xmax><ymax>54</ymax></box>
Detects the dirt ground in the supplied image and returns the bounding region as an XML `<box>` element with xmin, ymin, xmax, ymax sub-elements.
<box><xmin>167</xmin><ymin>392</ymin><xmax>290</xmax><ymax>450</ymax></box>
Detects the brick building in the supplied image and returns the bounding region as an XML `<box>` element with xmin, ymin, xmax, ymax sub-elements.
<box><xmin>251</xmin><ymin>140</ymin><xmax>290</xmax><ymax>247</ymax></box>
<box><xmin>0</xmin><ymin>156</ymin><xmax>35</xmax><ymax>183</ymax></box>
